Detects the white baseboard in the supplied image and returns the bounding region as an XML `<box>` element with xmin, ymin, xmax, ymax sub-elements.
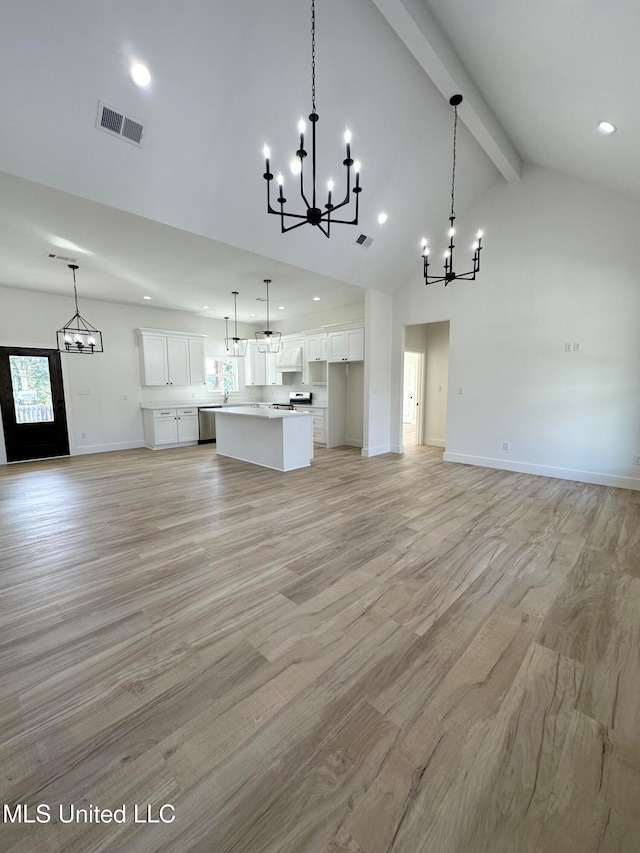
<box><xmin>390</xmin><ymin>444</ymin><xmax>404</xmax><ymax>454</ymax></box>
<box><xmin>345</xmin><ymin>437</ymin><xmax>363</xmax><ymax>448</ymax></box>
<box><xmin>425</xmin><ymin>438</ymin><xmax>446</xmax><ymax>448</ymax></box>
<box><xmin>72</xmin><ymin>440</ymin><xmax>146</xmax><ymax>456</ymax></box>
<box><xmin>361</xmin><ymin>444</ymin><xmax>391</xmax><ymax>458</ymax></box>
<box><xmin>443</xmin><ymin>452</ymin><xmax>640</xmax><ymax>491</ymax></box>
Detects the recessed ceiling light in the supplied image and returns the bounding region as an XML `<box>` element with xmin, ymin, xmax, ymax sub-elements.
<box><xmin>598</xmin><ymin>120</ymin><xmax>617</xmax><ymax>134</ymax></box>
<box><xmin>143</xmin><ymin>295</ymin><xmax>151</xmax><ymax>300</ymax></box>
<box><xmin>377</xmin><ymin>212</ymin><xmax>388</xmax><ymax>224</ymax></box>
<box><xmin>201</xmin><ymin>305</ymin><xmax>210</xmax><ymax>310</ymax></box>
<box><xmin>250</xmin><ymin>313</ymin><xmax>256</xmax><ymax>317</ymax></box>
<box><xmin>278</xmin><ymin>305</ymin><xmax>285</xmax><ymax>310</ymax></box>
<box><xmin>131</xmin><ymin>63</ymin><xmax>151</xmax><ymax>88</ymax></box>
<box><xmin>313</xmin><ymin>296</ymin><xmax>321</xmax><ymax>301</ymax></box>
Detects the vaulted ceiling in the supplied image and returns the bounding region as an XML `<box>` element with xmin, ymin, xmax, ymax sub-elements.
<box><xmin>0</xmin><ymin>0</ymin><xmax>636</xmax><ymax>321</ymax></box>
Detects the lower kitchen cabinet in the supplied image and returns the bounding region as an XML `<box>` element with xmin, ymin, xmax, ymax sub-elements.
<box><xmin>143</xmin><ymin>407</ymin><xmax>199</xmax><ymax>449</ymax></box>
<box><xmin>294</xmin><ymin>406</ymin><xmax>326</xmax><ymax>445</ymax></box>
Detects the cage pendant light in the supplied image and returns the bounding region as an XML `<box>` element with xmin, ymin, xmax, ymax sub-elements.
<box><xmin>421</xmin><ymin>95</ymin><xmax>484</xmax><ymax>286</ymax></box>
<box><xmin>255</xmin><ymin>280</ymin><xmax>282</xmax><ymax>353</ymax></box>
<box><xmin>56</xmin><ymin>264</ymin><xmax>104</xmax><ymax>353</ymax></box>
<box><xmin>262</xmin><ymin>0</ymin><xmax>362</xmax><ymax>238</ymax></box>
<box><xmin>225</xmin><ymin>292</ymin><xmax>248</xmax><ymax>357</ymax></box>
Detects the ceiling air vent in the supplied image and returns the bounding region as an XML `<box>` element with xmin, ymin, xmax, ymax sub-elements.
<box><xmin>354</xmin><ymin>234</ymin><xmax>373</xmax><ymax>249</ymax></box>
<box><xmin>47</xmin><ymin>253</ymin><xmax>78</xmax><ymax>263</ymax></box>
<box><xmin>95</xmin><ymin>100</ymin><xmax>145</xmax><ymax>147</ymax></box>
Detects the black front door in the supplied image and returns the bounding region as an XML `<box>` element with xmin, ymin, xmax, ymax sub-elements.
<box><xmin>0</xmin><ymin>347</ymin><xmax>70</xmax><ymax>462</ymax></box>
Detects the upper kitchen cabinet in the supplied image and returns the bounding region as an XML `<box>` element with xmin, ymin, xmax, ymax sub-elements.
<box><xmin>245</xmin><ymin>341</ymin><xmax>282</xmax><ymax>386</ymax></box>
<box><xmin>327</xmin><ymin>327</ymin><xmax>365</xmax><ymax>362</ymax></box>
<box><xmin>306</xmin><ymin>334</ymin><xmax>327</xmax><ymax>362</ymax></box>
<box><xmin>136</xmin><ymin>329</ymin><xmax>206</xmax><ymax>386</ymax></box>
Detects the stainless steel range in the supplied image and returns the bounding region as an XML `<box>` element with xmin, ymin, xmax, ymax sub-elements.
<box><xmin>270</xmin><ymin>392</ymin><xmax>312</xmax><ymax>411</ymax></box>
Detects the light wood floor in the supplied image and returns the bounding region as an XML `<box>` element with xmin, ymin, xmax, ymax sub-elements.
<box><xmin>1</xmin><ymin>444</ymin><xmax>639</xmax><ymax>852</ymax></box>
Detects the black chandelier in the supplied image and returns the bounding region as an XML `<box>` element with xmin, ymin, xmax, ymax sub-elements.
<box><xmin>262</xmin><ymin>0</ymin><xmax>362</xmax><ymax>238</ymax></box>
<box><xmin>421</xmin><ymin>95</ymin><xmax>483</xmax><ymax>286</ymax></box>
<box><xmin>255</xmin><ymin>279</ymin><xmax>282</xmax><ymax>353</ymax></box>
<box><xmin>56</xmin><ymin>264</ymin><xmax>103</xmax><ymax>353</ymax></box>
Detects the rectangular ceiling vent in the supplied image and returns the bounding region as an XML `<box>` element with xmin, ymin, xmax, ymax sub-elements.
<box><xmin>354</xmin><ymin>234</ymin><xmax>373</xmax><ymax>249</ymax></box>
<box><xmin>95</xmin><ymin>100</ymin><xmax>145</xmax><ymax>147</ymax></box>
<box><xmin>47</xmin><ymin>252</ymin><xmax>78</xmax><ymax>263</ymax></box>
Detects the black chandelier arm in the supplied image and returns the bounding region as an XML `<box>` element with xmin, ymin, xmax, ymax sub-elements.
<box><xmin>298</xmin><ymin>156</ymin><xmax>312</xmax><ymax>211</ymax></box>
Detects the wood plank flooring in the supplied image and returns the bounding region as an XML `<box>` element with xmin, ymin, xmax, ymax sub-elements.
<box><xmin>1</xmin><ymin>443</ymin><xmax>639</xmax><ymax>852</ymax></box>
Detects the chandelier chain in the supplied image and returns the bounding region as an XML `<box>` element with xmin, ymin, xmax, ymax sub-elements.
<box><xmin>71</xmin><ymin>267</ymin><xmax>80</xmax><ymax>315</ymax></box>
<box><xmin>311</xmin><ymin>0</ymin><xmax>316</xmax><ymax>112</ymax></box>
<box><xmin>450</xmin><ymin>105</ymin><xmax>458</xmax><ymax>219</ymax></box>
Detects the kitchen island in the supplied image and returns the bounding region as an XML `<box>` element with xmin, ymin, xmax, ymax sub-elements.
<box><xmin>214</xmin><ymin>406</ymin><xmax>313</xmax><ymax>471</ymax></box>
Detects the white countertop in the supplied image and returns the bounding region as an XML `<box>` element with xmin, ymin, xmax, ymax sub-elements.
<box><xmin>216</xmin><ymin>406</ymin><xmax>311</xmax><ymax>419</ymax></box>
<box><xmin>140</xmin><ymin>400</ymin><xmax>326</xmax><ymax>410</ymax></box>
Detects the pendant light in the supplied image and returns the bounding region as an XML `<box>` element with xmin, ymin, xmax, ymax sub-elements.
<box><xmin>224</xmin><ymin>292</ymin><xmax>248</xmax><ymax>357</ymax></box>
<box><xmin>262</xmin><ymin>0</ymin><xmax>362</xmax><ymax>238</ymax></box>
<box><xmin>421</xmin><ymin>95</ymin><xmax>484</xmax><ymax>286</ymax></box>
<box><xmin>255</xmin><ymin>279</ymin><xmax>282</xmax><ymax>353</ymax></box>
<box><xmin>56</xmin><ymin>264</ymin><xmax>103</xmax><ymax>353</ymax></box>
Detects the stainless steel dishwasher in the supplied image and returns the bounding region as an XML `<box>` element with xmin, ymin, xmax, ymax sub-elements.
<box><xmin>198</xmin><ymin>406</ymin><xmax>221</xmax><ymax>444</ymax></box>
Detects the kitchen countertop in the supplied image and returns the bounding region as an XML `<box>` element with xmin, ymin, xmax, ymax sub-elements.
<box><xmin>215</xmin><ymin>406</ymin><xmax>311</xmax><ymax>419</ymax></box>
<box><xmin>140</xmin><ymin>400</ymin><xmax>327</xmax><ymax>410</ymax></box>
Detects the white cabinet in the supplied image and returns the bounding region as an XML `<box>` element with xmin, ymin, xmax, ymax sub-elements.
<box><xmin>166</xmin><ymin>337</ymin><xmax>189</xmax><ymax>385</ymax></box>
<box><xmin>265</xmin><ymin>351</ymin><xmax>283</xmax><ymax>386</ymax></box>
<box><xmin>139</xmin><ymin>335</ymin><xmax>169</xmax><ymax>385</ymax></box>
<box><xmin>150</xmin><ymin>409</ymin><xmax>178</xmax><ymax>445</ymax></box>
<box><xmin>136</xmin><ymin>329</ymin><xmax>207</xmax><ymax>387</ymax></box>
<box><xmin>245</xmin><ymin>341</ymin><xmax>266</xmax><ymax>385</ymax></box>
<box><xmin>295</xmin><ymin>406</ymin><xmax>327</xmax><ymax>445</ymax></box>
<box><xmin>245</xmin><ymin>342</ymin><xmax>281</xmax><ymax>386</ymax></box>
<box><xmin>188</xmin><ymin>339</ymin><xmax>206</xmax><ymax>385</ymax></box>
<box><xmin>327</xmin><ymin>328</ymin><xmax>365</xmax><ymax>362</ymax></box>
<box><xmin>306</xmin><ymin>334</ymin><xmax>327</xmax><ymax>362</ymax></box>
<box><xmin>142</xmin><ymin>407</ymin><xmax>200</xmax><ymax>449</ymax></box>
<box><xmin>177</xmin><ymin>407</ymin><xmax>199</xmax><ymax>442</ymax></box>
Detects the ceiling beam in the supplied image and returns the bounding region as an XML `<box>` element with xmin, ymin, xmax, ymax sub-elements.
<box><xmin>371</xmin><ymin>0</ymin><xmax>522</xmax><ymax>182</ymax></box>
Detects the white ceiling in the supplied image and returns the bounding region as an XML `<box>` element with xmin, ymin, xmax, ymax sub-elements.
<box><xmin>0</xmin><ymin>0</ymin><xmax>636</xmax><ymax>321</ymax></box>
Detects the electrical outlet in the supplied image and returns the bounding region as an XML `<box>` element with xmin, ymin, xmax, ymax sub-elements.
<box><xmin>634</xmin><ymin>455</ymin><xmax>640</xmax><ymax>466</ymax></box>
<box><xmin>564</xmin><ymin>342</ymin><xmax>572</xmax><ymax>352</ymax></box>
<box><xmin>458</xmin><ymin>386</ymin><xmax>464</xmax><ymax>395</ymax></box>
<box><xmin>123</xmin><ymin>394</ymin><xmax>128</xmax><ymax>401</ymax></box>
<box><xmin>503</xmin><ymin>441</ymin><xmax>510</xmax><ymax>451</ymax></box>
<box><xmin>81</xmin><ymin>432</ymin><xmax>86</xmax><ymax>439</ymax></box>
<box><xmin>573</xmin><ymin>341</ymin><xmax>581</xmax><ymax>352</ymax></box>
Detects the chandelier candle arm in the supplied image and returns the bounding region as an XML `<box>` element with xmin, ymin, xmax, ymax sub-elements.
<box><xmin>422</xmin><ymin>95</ymin><xmax>484</xmax><ymax>286</ymax></box>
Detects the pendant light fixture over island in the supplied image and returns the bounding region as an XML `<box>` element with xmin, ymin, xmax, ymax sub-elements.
<box><xmin>255</xmin><ymin>279</ymin><xmax>282</xmax><ymax>353</ymax></box>
<box><xmin>224</xmin><ymin>291</ymin><xmax>248</xmax><ymax>357</ymax></box>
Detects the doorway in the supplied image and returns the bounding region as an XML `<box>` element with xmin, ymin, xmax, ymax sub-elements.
<box><xmin>403</xmin><ymin>350</ymin><xmax>423</xmax><ymax>446</ymax></box>
<box><xmin>0</xmin><ymin>347</ymin><xmax>70</xmax><ymax>462</ymax></box>
<box><xmin>404</xmin><ymin>321</ymin><xmax>450</xmax><ymax>450</ymax></box>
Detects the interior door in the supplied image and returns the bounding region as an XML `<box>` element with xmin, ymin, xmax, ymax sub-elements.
<box><xmin>403</xmin><ymin>352</ymin><xmax>419</xmax><ymax>424</ymax></box>
<box><xmin>0</xmin><ymin>347</ymin><xmax>70</xmax><ymax>462</ymax></box>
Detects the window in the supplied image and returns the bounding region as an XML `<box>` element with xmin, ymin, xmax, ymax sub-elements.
<box><xmin>9</xmin><ymin>355</ymin><xmax>54</xmax><ymax>423</ymax></box>
<box><xmin>206</xmin><ymin>357</ymin><xmax>238</xmax><ymax>393</ymax></box>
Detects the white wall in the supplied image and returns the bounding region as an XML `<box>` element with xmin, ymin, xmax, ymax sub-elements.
<box><xmin>423</xmin><ymin>321</ymin><xmax>450</xmax><ymax>447</ymax></box>
<box><xmin>0</xmin><ymin>286</ymin><xmax>257</xmax><ymax>462</ymax></box>
<box><xmin>392</xmin><ymin>164</ymin><xmax>640</xmax><ymax>490</ymax></box>
<box><xmin>363</xmin><ymin>289</ymin><xmax>393</xmax><ymax>457</ymax></box>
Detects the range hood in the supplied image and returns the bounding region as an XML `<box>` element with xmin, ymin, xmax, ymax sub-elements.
<box><xmin>276</xmin><ymin>346</ymin><xmax>302</xmax><ymax>372</ymax></box>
